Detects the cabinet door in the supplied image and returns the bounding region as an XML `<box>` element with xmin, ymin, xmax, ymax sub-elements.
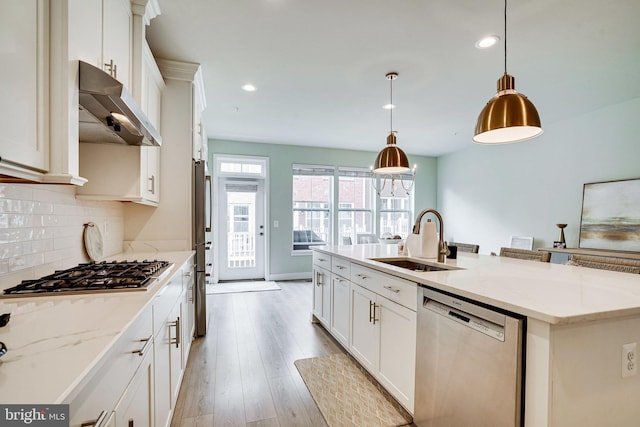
<box><xmin>312</xmin><ymin>267</ymin><xmax>323</xmax><ymax>319</ymax></box>
<box><xmin>115</xmin><ymin>346</ymin><xmax>154</xmax><ymax>427</ymax></box>
<box><xmin>181</xmin><ymin>265</ymin><xmax>195</xmax><ymax>366</ymax></box>
<box><xmin>321</xmin><ymin>268</ymin><xmax>331</xmax><ymax>325</ymax></box>
<box><xmin>102</xmin><ymin>0</ymin><xmax>131</xmax><ymax>87</ymax></box>
<box><xmin>153</xmin><ymin>308</ymin><xmax>172</xmax><ymax>427</ymax></box>
<box><xmin>349</xmin><ymin>283</ymin><xmax>379</xmax><ymax>373</ymax></box>
<box><xmin>169</xmin><ymin>302</ymin><xmax>183</xmax><ymax>407</ymax></box>
<box><xmin>141</xmin><ymin>146</ymin><xmax>160</xmax><ymax>203</ymax></box>
<box><xmin>377</xmin><ymin>296</ymin><xmax>416</xmax><ymax>411</ymax></box>
<box><xmin>0</xmin><ymin>0</ymin><xmax>48</xmax><ymax>173</ymax></box>
<box><xmin>330</xmin><ymin>275</ymin><xmax>350</xmax><ymax>347</ymax></box>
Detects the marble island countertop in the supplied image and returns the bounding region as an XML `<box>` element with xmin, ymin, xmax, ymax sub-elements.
<box><xmin>315</xmin><ymin>244</ymin><xmax>640</xmax><ymax>325</ymax></box>
<box><xmin>0</xmin><ymin>251</ymin><xmax>194</xmax><ymax>405</ymax></box>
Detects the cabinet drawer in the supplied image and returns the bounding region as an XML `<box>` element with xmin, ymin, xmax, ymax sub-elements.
<box><xmin>351</xmin><ymin>264</ymin><xmax>417</xmax><ymax>311</ymax></box>
<box><xmin>69</xmin><ymin>304</ymin><xmax>153</xmax><ymax>427</ymax></box>
<box><xmin>331</xmin><ymin>256</ymin><xmax>351</xmax><ymax>278</ymax></box>
<box><xmin>313</xmin><ymin>251</ymin><xmax>332</xmax><ymax>270</ymax></box>
<box><xmin>153</xmin><ymin>272</ymin><xmax>183</xmax><ymax>336</ymax></box>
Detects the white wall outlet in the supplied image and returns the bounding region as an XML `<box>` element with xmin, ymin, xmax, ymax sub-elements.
<box><xmin>273</xmin><ymin>220</ymin><xmax>279</xmax><ymax>228</ymax></box>
<box><xmin>622</xmin><ymin>342</ymin><xmax>637</xmax><ymax>378</ymax></box>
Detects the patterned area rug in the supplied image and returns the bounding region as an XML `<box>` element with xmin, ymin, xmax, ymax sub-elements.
<box><xmin>294</xmin><ymin>353</ymin><xmax>413</xmax><ymax>427</ymax></box>
<box><xmin>207</xmin><ymin>281</ymin><xmax>281</xmax><ymax>294</ymax></box>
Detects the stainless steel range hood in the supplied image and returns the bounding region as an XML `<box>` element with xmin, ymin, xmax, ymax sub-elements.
<box><xmin>78</xmin><ymin>61</ymin><xmax>162</xmax><ymax>146</ymax></box>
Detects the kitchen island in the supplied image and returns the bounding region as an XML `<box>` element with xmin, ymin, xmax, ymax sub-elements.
<box><xmin>313</xmin><ymin>244</ymin><xmax>640</xmax><ymax>427</ymax></box>
<box><xmin>0</xmin><ymin>251</ymin><xmax>195</xmax><ymax>427</ymax></box>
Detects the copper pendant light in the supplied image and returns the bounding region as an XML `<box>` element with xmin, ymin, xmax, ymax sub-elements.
<box><xmin>373</xmin><ymin>73</ymin><xmax>411</xmax><ymax>174</ymax></box>
<box><xmin>371</xmin><ymin>72</ymin><xmax>416</xmax><ymax>196</ymax></box>
<box><xmin>473</xmin><ymin>0</ymin><xmax>542</xmax><ymax>144</ymax></box>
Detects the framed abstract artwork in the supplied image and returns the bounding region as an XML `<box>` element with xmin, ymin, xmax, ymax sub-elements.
<box><xmin>579</xmin><ymin>178</ymin><xmax>640</xmax><ymax>252</ymax></box>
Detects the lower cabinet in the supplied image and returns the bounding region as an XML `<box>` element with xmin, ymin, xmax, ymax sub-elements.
<box><xmin>349</xmin><ymin>282</ymin><xmax>416</xmax><ymax>411</ymax></box>
<box><xmin>330</xmin><ymin>274</ymin><xmax>350</xmax><ymax>347</ymax></box>
<box><xmin>114</xmin><ymin>343</ymin><xmax>154</xmax><ymax>427</ymax></box>
<box><xmin>312</xmin><ymin>265</ymin><xmax>331</xmax><ymax>327</ymax></box>
<box><xmin>69</xmin><ymin>257</ymin><xmax>194</xmax><ymax>427</ymax></box>
<box><xmin>311</xmin><ymin>251</ymin><xmax>417</xmax><ymax>414</ymax></box>
<box><xmin>153</xmin><ymin>280</ymin><xmax>185</xmax><ymax>427</ymax></box>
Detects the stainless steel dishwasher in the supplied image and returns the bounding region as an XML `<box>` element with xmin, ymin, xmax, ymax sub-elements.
<box><xmin>414</xmin><ymin>286</ymin><xmax>525</xmax><ymax>427</ymax></box>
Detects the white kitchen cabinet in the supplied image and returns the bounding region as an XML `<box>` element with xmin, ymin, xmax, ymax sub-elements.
<box><xmin>330</xmin><ymin>275</ymin><xmax>350</xmax><ymax>347</ymax></box>
<box><xmin>69</xmin><ymin>304</ymin><xmax>153</xmax><ymax>427</ymax></box>
<box><xmin>349</xmin><ymin>281</ymin><xmax>416</xmax><ymax>411</ymax></box>
<box><xmin>77</xmin><ymin>143</ymin><xmax>160</xmax><ymax>206</ymax></box>
<box><xmin>312</xmin><ymin>266</ymin><xmax>331</xmax><ymax>327</ymax></box>
<box><xmin>114</xmin><ymin>341</ymin><xmax>154</xmax><ymax>427</ymax></box>
<box><xmin>152</xmin><ymin>268</ymin><xmax>185</xmax><ymax>427</ymax></box>
<box><xmin>0</xmin><ymin>0</ymin><xmax>49</xmax><ymax>179</ymax></box>
<box><xmin>70</xmin><ymin>0</ymin><xmax>131</xmax><ymax>87</ymax></box>
<box><xmin>192</xmin><ymin>67</ymin><xmax>207</xmax><ymax>161</ymax></box>
<box><xmin>350</xmin><ymin>282</ymin><xmax>379</xmax><ymax>373</ymax></box>
<box><xmin>376</xmin><ymin>295</ymin><xmax>416</xmax><ymax>411</ymax></box>
<box><xmin>181</xmin><ymin>259</ymin><xmax>195</xmax><ymax>365</ymax></box>
<box><xmin>141</xmin><ymin>41</ymin><xmax>164</xmax><ymax>131</ymax></box>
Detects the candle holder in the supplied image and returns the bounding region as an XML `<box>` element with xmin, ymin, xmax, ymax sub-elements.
<box><xmin>555</xmin><ymin>224</ymin><xmax>567</xmax><ymax>248</ymax></box>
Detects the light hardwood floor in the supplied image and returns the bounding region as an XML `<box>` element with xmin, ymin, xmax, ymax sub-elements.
<box><xmin>171</xmin><ymin>281</ymin><xmax>344</xmax><ymax>427</ymax></box>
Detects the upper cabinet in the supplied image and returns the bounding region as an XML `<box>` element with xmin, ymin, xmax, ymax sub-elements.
<box><xmin>0</xmin><ymin>0</ymin><xmax>49</xmax><ymax>180</ymax></box>
<box><xmin>0</xmin><ymin>0</ymin><xmax>162</xmax><ymax>186</ymax></box>
<box><xmin>76</xmin><ymin>0</ymin><xmax>163</xmax><ymax>205</ymax></box>
<box><xmin>192</xmin><ymin>69</ymin><xmax>208</xmax><ymax>161</ymax></box>
<box><xmin>69</xmin><ymin>0</ymin><xmax>132</xmax><ymax>88</ymax></box>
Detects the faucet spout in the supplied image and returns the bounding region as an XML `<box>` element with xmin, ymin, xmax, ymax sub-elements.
<box><xmin>412</xmin><ymin>209</ymin><xmax>447</xmax><ymax>263</ymax></box>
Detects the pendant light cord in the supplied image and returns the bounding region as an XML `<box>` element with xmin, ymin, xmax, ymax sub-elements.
<box><xmin>389</xmin><ymin>76</ymin><xmax>393</xmax><ymax>132</ymax></box>
<box><xmin>504</xmin><ymin>0</ymin><xmax>508</xmax><ymax>74</ymax></box>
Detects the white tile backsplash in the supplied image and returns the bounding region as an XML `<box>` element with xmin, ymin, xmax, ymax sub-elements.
<box><xmin>0</xmin><ymin>184</ymin><xmax>124</xmax><ymax>291</ymax></box>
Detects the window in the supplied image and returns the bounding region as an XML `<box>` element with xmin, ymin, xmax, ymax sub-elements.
<box><xmin>377</xmin><ymin>173</ymin><xmax>414</xmax><ymax>238</ymax></box>
<box><xmin>338</xmin><ymin>168</ymin><xmax>375</xmax><ymax>244</ymax></box>
<box><xmin>292</xmin><ymin>165</ymin><xmax>334</xmax><ymax>251</ymax></box>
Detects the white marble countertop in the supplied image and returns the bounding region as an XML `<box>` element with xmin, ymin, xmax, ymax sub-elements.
<box><xmin>0</xmin><ymin>251</ymin><xmax>194</xmax><ymax>404</ymax></box>
<box><xmin>315</xmin><ymin>244</ymin><xmax>640</xmax><ymax>325</ymax></box>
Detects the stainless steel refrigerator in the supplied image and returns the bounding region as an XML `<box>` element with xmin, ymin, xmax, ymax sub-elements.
<box><xmin>193</xmin><ymin>160</ymin><xmax>212</xmax><ymax>337</ymax></box>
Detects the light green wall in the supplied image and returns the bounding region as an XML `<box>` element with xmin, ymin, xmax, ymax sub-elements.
<box><xmin>437</xmin><ymin>97</ymin><xmax>640</xmax><ymax>255</ymax></box>
<box><xmin>209</xmin><ymin>139</ymin><xmax>437</xmax><ymax>278</ymax></box>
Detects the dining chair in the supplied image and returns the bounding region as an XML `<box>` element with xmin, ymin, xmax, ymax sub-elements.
<box><xmin>499</xmin><ymin>247</ymin><xmax>551</xmax><ymax>262</ymax></box>
<box><xmin>448</xmin><ymin>241</ymin><xmax>479</xmax><ymax>254</ymax></box>
<box><xmin>341</xmin><ymin>236</ymin><xmax>353</xmax><ymax>245</ymax></box>
<box><xmin>568</xmin><ymin>255</ymin><xmax>640</xmax><ymax>274</ymax></box>
<box><xmin>356</xmin><ymin>234</ymin><xmax>378</xmax><ymax>244</ymax></box>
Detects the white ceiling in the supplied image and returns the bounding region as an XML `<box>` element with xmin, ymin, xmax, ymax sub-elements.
<box><xmin>146</xmin><ymin>0</ymin><xmax>640</xmax><ymax>157</ymax></box>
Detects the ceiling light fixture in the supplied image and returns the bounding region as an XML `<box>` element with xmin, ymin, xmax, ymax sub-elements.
<box><xmin>473</xmin><ymin>0</ymin><xmax>542</xmax><ymax>144</ymax></box>
<box><xmin>371</xmin><ymin>72</ymin><xmax>416</xmax><ymax>196</ymax></box>
<box><xmin>475</xmin><ymin>35</ymin><xmax>500</xmax><ymax>49</ymax></box>
<box><xmin>241</xmin><ymin>84</ymin><xmax>257</xmax><ymax>92</ymax></box>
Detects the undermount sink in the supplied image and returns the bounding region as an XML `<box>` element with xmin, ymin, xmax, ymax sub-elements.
<box><xmin>369</xmin><ymin>257</ymin><xmax>456</xmax><ymax>272</ymax></box>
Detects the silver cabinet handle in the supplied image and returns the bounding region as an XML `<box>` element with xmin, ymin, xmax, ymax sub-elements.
<box><xmin>384</xmin><ymin>285</ymin><xmax>400</xmax><ymax>293</ymax></box>
<box><xmin>318</xmin><ymin>257</ymin><xmax>327</xmax><ymax>262</ymax></box>
<box><xmin>169</xmin><ymin>317</ymin><xmax>181</xmax><ymax>348</ymax></box>
<box><xmin>104</xmin><ymin>59</ymin><xmax>117</xmax><ymax>78</ymax></box>
<box><xmin>81</xmin><ymin>411</ymin><xmax>107</xmax><ymax>427</ymax></box>
<box><xmin>131</xmin><ymin>337</ymin><xmax>152</xmax><ymax>357</ymax></box>
<box><xmin>148</xmin><ymin>175</ymin><xmax>156</xmax><ymax>194</ymax></box>
<box><xmin>369</xmin><ymin>300</ymin><xmax>374</xmax><ymax>323</ymax></box>
<box><xmin>337</xmin><ymin>265</ymin><xmax>346</xmax><ymax>269</ymax></box>
<box><xmin>356</xmin><ymin>273</ymin><xmax>368</xmax><ymax>280</ymax></box>
<box><xmin>372</xmin><ymin>303</ymin><xmax>379</xmax><ymax>325</ymax></box>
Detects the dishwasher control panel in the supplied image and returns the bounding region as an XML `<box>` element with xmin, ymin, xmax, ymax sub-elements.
<box><xmin>423</xmin><ymin>297</ymin><xmax>506</xmax><ymax>341</ymax></box>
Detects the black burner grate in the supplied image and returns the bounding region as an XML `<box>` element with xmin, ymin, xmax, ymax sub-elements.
<box><xmin>3</xmin><ymin>260</ymin><xmax>170</xmax><ymax>296</ymax></box>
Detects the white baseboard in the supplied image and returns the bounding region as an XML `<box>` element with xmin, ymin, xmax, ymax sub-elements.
<box><xmin>268</xmin><ymin>272</ymin><xmax>313</xmax><ymax>281</ymax></box>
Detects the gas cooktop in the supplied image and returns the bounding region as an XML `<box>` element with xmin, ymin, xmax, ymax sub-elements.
<box><xmin>2</xmin><ymin>260</ymin><xmax>172</xmax><ymax>297</ymax></box>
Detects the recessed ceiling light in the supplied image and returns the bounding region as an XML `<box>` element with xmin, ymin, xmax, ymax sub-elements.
<box><xmin>242</xmin><ymin>84</ymin><xmax>257</xmax><ymax>92</ymax></box>
<box><xmin>475</xmin><ymin>35</ymin><xmax>500</xmax><ymax>49</ymax></box>
<box><xmin>382</xmin><ymin>103</ymin><xmax>395</xmax><ymax>110</ymax></box>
